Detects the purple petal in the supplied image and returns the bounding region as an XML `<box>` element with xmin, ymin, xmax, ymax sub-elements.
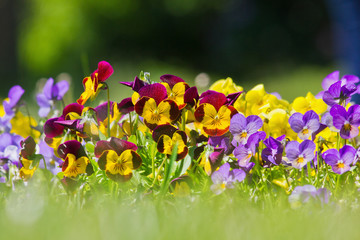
<box><xmin>199</xmin><ymin>90</ymin><xmax>227</xmax><ymax>111</ymax></box>
<box><xmin>322</xmin><ymin>91</ymin><xmax>338</xmax><ymax>106</ymax></box>
<box><xmin>216</xmin><ymin>162</ymin><xmax>230</xmax><ymax>178</ymax></box>
<box><xmin>57</xmin><ymin>140</ymin><xmax>86</xmax><ymax>159</ymax></box>
<box><xmin>54</xmin><ymin>80</ymin><xmax>69</xmax><ymax>100</ymax></box>
<box><xmin>211</xmin><ymin>171</ymin><xmax>224</xmax><ymax>185</ymax></box>
<box><xmin>289</xmin><ymin>113</ymin><xmax>305</xmax><ymax>133</ymax></box>
<box><xmin>36</xmin><ymin>93</ymin><xmax>51</xmax><ymax>108</ymax></box>
<box><xmin>8</xmin><ymin>85</ymin><xmax>25</xmax><ymax>107</ymax></box>
<box><xmin>331</xmin><ymin>164</ymin><xmax>351</xmax><ymax>174</ymax></box>
<box><xmin>327</xmin><ymin>81</ymin><xmax>342</xmax><ymax>98</ymax></box>
<box><xmin>322</xmin><ymin>150</ymin><xmax>340</xmax><ymax>166</ymax></box>
<box><xmin>0</xmin><ymin>133</ymin><xmax>12</xmax><ymax>151</ymax></box>
<box><xmin>95</xmin><ymin>61</ymin><xmax>114</xmax><ymax>82</ymax></box>
<box><xmin>341</xmin><ymin>75</ymin><xmax>359</xmax><ymax>85</ymax></box>
<box><xmin>231</xmin><ymin>169</ymin><xmax>246</xmax><ymax>182</ymax></box>
<box><xmin>160</xmin><ymin>74</ymin><xmax>184</xmax><ymax>88</ymax></box>
<box><xmin>299</xmin><ymin>140</ymin><xmax>316</xmax><ymax>160</ymax></box>
<box><xmin>184</xmin><ymin>86</ymin><xmax>199</xmax><ymax>107</ymax></box>
<box><xmin>234</xmin><ymin>144</ymin><xmax>251</xmax><ymax>163</ymax></box>
<box><xmin>339</xmin><ymin>145</ymin><xmax>356</xmax><ymax>165</ymax></box>
<box><xmin>226</xmin><ymin>92</ymin><xmax>242</xmax><ymax>105</ymax></box>
<box><xmin>138</xmin><ymin>83</ymin><xmax>167</xmax><ymax>105</ymax></box>
<box><xmin>340</xmin><ymin>125</ymin><xmax>359</xmax><ymax>139</ymax></box>
<box><xmin>43</xmin><ymin>78</ymin><xmax>54</xmax><ymax>100</ymax></box>
<box><xmin>245</xmin><ymin>115</ymin><xmax>263</xmax><ymax>134</ymax></box>
<box><xmin>118</xmin><ymin>98</ymin><xmax>134</xmax><ymax>114</ymax></box>
<box><xmin>44</xmin><ymin>117</ymin><xmax>65</xmax><ymax>138</ymax></box>
<box><xmin>303</xmin><ymin>110</ymin><xmax>319</xmax><ymax>124</ymax></box>
<box><xmin>322</xmin><ymin>71</ymin><xmax>339</xmax><ymax>90</ymax></box>
<box><xmin>62</xmin><ymin>103</ymin><xmax>84</xmax><ymax>117</ymax></box>
<box><xmin>230</xmin><ymin>113</ymin><xmax>247</xmax><ymax>134</ymax></box>
<box><xmin>285</xmin><ymin>141</ymin><xmax>300</xmax><ymax>161</ymax></box>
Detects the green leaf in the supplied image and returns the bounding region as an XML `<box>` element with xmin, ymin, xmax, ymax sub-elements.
<box><xmin>85</xmin><ymin>142</ymin><xmax>95</xmax><ymax>153</ymax></box>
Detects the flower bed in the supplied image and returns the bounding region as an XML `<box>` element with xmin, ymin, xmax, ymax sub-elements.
<box><xmin>1</xmin><ymin>61</ymin><xmax>360</xmax><ymax>210</ymax></box>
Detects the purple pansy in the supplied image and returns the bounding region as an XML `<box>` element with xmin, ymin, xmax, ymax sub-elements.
<box><xmin>234</xmin><ymin>131</ymin><xmax>266</xmax><ymax>167</ymax></box>
<box><xmin>208</xmin><ymin>135</ymin><xmax>233</xmax><ymax>155</ymax></box>
<box><xmin>330</xmin><ymin>104</ymin><xmax>360</xmax><ymax>139</ymax></box>
<box><xmin>37</xmin><ymin>78</ymin><xmax>69</xmax><ymax>118</ymax></box>
<box><xmin>210</xmin><ymin>162</ymin><xmax>246</xmax><ymax>195</ymax></box>
<box><xmin>261</xmin><ymin>135</ymin><xmax>285</xmax><ymax>167</ymax></box>
<box><xmin>3</xmin><ymin>85</ymin><xmax>25</xmax><ymax>117</ymax></box>
<box><xmin>230</xmin><ymin>113</ymin><xmax>263</xmax><ymax>146</ymax></box>
<box><xmin>285</xmin><ymin>140</ymin><xmax>316</xmax><ymax>169</ymax></box>
<box><xmin>38</xmin><ymin>140</ymin><xmax>62</xmax><ymax>175</ymax></box>
<box><xmin>322</xmin><ymin>145</ymin><xmax>356</xmax><ymax>174</ymax></box>
<box><xmin>289</xmin><ymin>110</ymin><xmax>320</xmax><ymax>140</ymax></box>
<box><xmin>322</xmin><ymin>81</ymin><xmax>358</xmax><ymax>107</ymax></box>
<box><xmin>0</xmin><ymin>133</ymin><xmax>23</xmax><ymax>168</ymax></box>
<box><xmin>289</xmin><ymin>185</ymin><xmax>330</xmax><ymax>208</ymax></box>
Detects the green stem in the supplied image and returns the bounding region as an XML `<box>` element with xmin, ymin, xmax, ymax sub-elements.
<box><xmin>307</xmin><ymin>161</ymin><xmax>312</xmax><ymax>184</ymax></box>
<box><xmin>151</xmin><ymin>156</ymin><xmax>167</xmax><ymax>187</ymax></box>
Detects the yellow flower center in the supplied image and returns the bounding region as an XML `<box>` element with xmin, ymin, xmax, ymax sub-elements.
<box><xmin>297</xmin><ymin>157</ymin><xmax>304</xmax><ymax>163</ymax></box>
<box><xmin>241</xmin><ymin>131</ymin><xmax>247</xmax><ymax>138</ymax></box>
<box><xmin>302</xmin><ymin>128</ymin><xmax>309</xmax><ymax>134</ymax></box>
<box><xmin>337</xmin><ymin>161</ymin><xmax>345</xmax><ymax>169</ymax></box>
<box><xmin>344</xmin><ymin>123</ymin><xmax>351</xmax><ymax>131</ymax></box>
<box><xmin>221</xmin><ymin>183</ymin><xmax>226</xmax><ymax>189</ymax></box>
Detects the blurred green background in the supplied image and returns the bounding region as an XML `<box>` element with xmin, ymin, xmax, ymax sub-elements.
<box><xmin>1</xmin><ymin>0</ymin><xmax>359</xmax><ymax>101</ymax></box>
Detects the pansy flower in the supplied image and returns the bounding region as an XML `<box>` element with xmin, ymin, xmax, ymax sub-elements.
<box><xmin>289</xmin><ymin>185</ymin><xmax>330</xmax><ymax>208</ymax></box>
<box><xmin>57</xmin><ymin>140</ymin><xmax>93</xmax><ymax>178</ymax></box>
<box><xmin>77</xmin><ymin>61</ymin><xmax>114</xmax><ymax>105</ymax></box>
<box><xmin>285</xmin><ymin>140</ymin><xmax>316</xmax><ymax>169</ymax></box>
<box><xmin>160</xmin><ymin>74</ymin><xmax>190</xmax><ymax>110</ymax></box>
<box><xmin>230</xmin><ymin>113</ymin><xmax>263</xmax><ymax>146</ymax></box>
<box><xmin>0</xmin><ymin>132</ymin><xmax>22</xmax><ymax>169</ymax></box>
<box><xmin>95</xmin><ymin>137</ymin><xmax>142</xmax><ymax>182</ymax></box>
<box><xmin>234</xmin><ymin>131</ymin><xmax>266</xmax><ymax>167</ymax></box>
<box><xmin>36</xmin><ymin>78</ymin><xmax>69</xmax><ymax>117</ymax></box>
<box><xmin>208</xmin><ymin>134</ymin><xmax>233</xmax><ymax>155</ymax></box>
<box><xmin>134</xmin><ymin>83</ymin><xmax>180</xmax><ymax>130</ymax></box>
<box><xmin>330</xmin><ymin>104</ymin><xmax>360</xmax><ymax>139</ymax></box>
<box><xmin>322</xmin><ymin>145</ymin><xmax>356</xmax><ymax>174</ymax></box>
<box><xmin>210</xmin><ymin>162</ymin><xmax>246</xmax><ymax>195</ymax></box>
<box><xmin>19</xmin><ymin>136</ymin><xmax>38</xmax><ymax>180</ymax></box>
<box><xmin>261</xmin><ymin>135</ymin><xmax>285</xmax><ymax>167</ymax></box>
<box><xmin>289</xmin><ymin>110</ymin><xmax>320</xmax><ymax>140</ymax></box>
<box><xmin>2</xmin><ymin>85</ymin><xmax>25</xmax><ymax>119</ymax></box>
<box><xmin>38</xmin><ymin>140</ymin><xmax>62</xmax><ymax>175</ymax></box>
<box><xmin>152</xmin><ymin>124</ymin><xmax>188</xmax><ymax>161</ymax></box>
<box><xmin>194</xmin><ymin>90</ymin><xmax>238</xmax><ymax>136</ymax></box>
<box><xmin>319</xmin><ymin>71</ymin><xmax>359</xmax><ymax>107</ymax></box>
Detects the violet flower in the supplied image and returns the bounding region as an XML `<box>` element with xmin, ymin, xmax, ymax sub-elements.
<box><xmin>261</xmin><ymin>135</ymin><xmax>285</xmax><ymax>167</ymax></box>
<box><xmin>285</xmin><ymin>140</ymin><xmax>316</xmax><ymax>169</ymax></box>
<box><xmin>3</xmin><ymin>85</ymin><xmax>24</xmax><ymax>117</ymax></box>
<box><xmin>36</xmin><ymin>78</ymin><xmax>69</xmax><ymax>118</ymax></box>
<box><xmin>330</xmin><ymin>104</ymin><xmax>360</xmax><ymax>139</ymax></box>
<box><xmin>289</xmin><ymin>185</ymin><xmax>330</xmax><ymax>208</ymax></box>
<box><xmin>208</xmin><ymin>135</ymin><xmax>233</xmax><ymax>155</ymax></box>
<box><xmin>0</xmin><ymin>133</ymin><xmax>22</xmax><ymax>168</ymax></box>
<box><xmin>230</xmin><ymin>113</ymin><xmax>263</xmax><ymax>146</ymax></box>
<box><xmin>289</xmin><ymin>110</ymin><xmax>320</xmax><ymax>140</ymax></box>
<box><xmin>322</xmin><ymin>145</ymin><xmax>356</xmax><ymax>174</ymax></box>
<box><xmin>233</xmin><ymin>131</ymin><xmax>266</xmax><ymax>167</ymax></box>
<box><xmin>322</xmin><ymin>81</ymin><xmax>357</xmax><ymax>107</ymax></box>
<box><xmin>210</xmin><ymin>162</ymin><xmax>246</xmax><ymax>195</ymax></box>
<box><xmin>38</xmin><ymin>140</ymin><xmax>62</xmax><ymax>175</ymax></box>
